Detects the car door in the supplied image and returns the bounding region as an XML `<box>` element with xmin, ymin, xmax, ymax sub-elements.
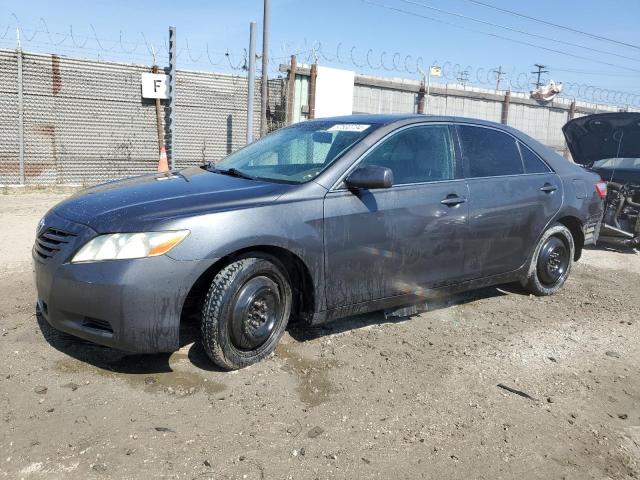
<box><xmin>456</xmin><ymin>124</ymin><xmax>562</xmax><ymax>279</ymax></box>
<box><xmin>323</xmin><ymin>124</ymin><xmax>469</xmax><ymax>310</ymax></box>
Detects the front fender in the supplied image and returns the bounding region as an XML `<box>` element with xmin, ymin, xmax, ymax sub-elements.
<box><xmin>166</xmin><ymin>197</ymin><xmax>327</xmax><ymax>312</ymax></box>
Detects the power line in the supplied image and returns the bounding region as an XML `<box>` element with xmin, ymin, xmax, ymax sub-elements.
<box><xmin>460</xmin><ymin>0</ymin><xmax>640</xmax><ymax>51</ymax></box>
<box><xmin>397</xmin><ymin>0</ymin><xmax>640</xmax><ymax>64</ymax></box>
<box><xmin>548</xmin><ymin>67</ymin><xmax>640</xmax><ymax>78</ymax></box>
<box><xmin>360</xmin><ymin>0</ymin><xmax>640</xmax><ymax>74</ymax></box>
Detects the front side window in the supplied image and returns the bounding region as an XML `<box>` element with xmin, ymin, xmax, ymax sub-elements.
<box><xmin>358</xmin><ymin>125</ymin><xmax>455</xmax><ymax>184</ymax></box>
<box><xmin>458</xmin><ymin>125</ymin><xmax>523</xmax><ymax>178</ymax></box>
<box><xmin>213</xmin><ymin>121</ymin><xmax>377</xmax><ymax>184</ymax></box>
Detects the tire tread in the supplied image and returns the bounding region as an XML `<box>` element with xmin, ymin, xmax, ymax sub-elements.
<box><xmin>201</xmin><ymin>259</ymin><xmax>251</xmax><ymax>370</ymax></box>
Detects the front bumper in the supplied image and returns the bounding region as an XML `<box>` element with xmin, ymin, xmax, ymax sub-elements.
<box><xmin>34</xmin><ymin>212</ymin><xmax>210</xmax><ymax>353</ymax></box>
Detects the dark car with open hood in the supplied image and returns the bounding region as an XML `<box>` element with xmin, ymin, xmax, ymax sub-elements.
<box><xmin>34</xmin><ymin>114</ymin><xmax>604</xmax><ymax>369</ymax></box>
<box><xmin>563</xmin><ymin>112</ymin><xmax>640</xmax><ymax>248</ymax></box>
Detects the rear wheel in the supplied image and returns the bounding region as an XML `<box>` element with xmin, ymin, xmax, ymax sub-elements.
<box><xmin>522</xmin><ymin>223</ymin><xmax>574</xmax><ymax>296</ymax></box>
<box><xmin>201</xmin><ymin>256</ymin><xmax>292</xmax><ymax>370</ymax></box>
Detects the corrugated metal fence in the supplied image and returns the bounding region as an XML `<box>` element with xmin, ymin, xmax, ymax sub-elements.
<box><xmin>0</xmin><ymin>49</ymin><xmax>284</xmax><ymax>186</ymax></box>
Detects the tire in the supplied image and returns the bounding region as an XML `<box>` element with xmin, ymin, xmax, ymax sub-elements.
<box><xmin>522</xmin><ymin>223</ymin><xmax>575</xmax><ymax>296</ymax></box>
<box><xmin>201</xmin><ymin>256</ymin><xmax>292</xmax><ymax>370</ymax></box>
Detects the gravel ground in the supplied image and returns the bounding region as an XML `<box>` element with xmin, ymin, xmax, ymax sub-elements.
<box><xmin>1</xmin><ymin>194</ymin><xmax>639</xmax><ymax>479</ymax></box>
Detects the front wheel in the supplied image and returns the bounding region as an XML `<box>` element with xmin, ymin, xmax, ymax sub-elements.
<box><xmin>522</xmin><ymin>223</ymin><xmax>574</xmax><ymax>296</ymax></box>
<box><xmin>201</xmin><ymin>257</ymin><xmax>292</xmax><ymax>370</ymax></box>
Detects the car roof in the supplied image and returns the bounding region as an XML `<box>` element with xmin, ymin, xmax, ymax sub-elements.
<box><xmin>306</xmin><ymin>113</ymin><xmax>509</xmax><ymax>130</ymax></box>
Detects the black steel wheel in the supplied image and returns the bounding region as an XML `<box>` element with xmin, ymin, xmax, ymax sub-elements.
<box><xmin>201</xmin><ymin>256</ymin><xmax>292</xmax><ymax>370</ymax></box>
<box><xmin>522</xmin><ymin>223</ymin><xmax>575</xmax><ymax>296</ymax></box>
<box><xmin>229</xmin><ymin>275</ymin><xmax>283</xmax><ymax>351</ymax></box>
<box><xmin>536</xmin><ymin>236</ymin><xmax>570</xmax><ymax>287</ymax></box>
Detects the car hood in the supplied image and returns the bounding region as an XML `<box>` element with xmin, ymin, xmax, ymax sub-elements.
<box><xmin>51</xmin><ymin>166</ymin><xmax>290</xmax><ymax>232</ymax></box>
<box><xmin>562</xmin><ymin>112</ymin><xmax>640</xmax><ymax>166</ymax></box>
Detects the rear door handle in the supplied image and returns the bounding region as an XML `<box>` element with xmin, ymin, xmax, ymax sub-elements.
<box><xmin>540</xmin><ymin>183</ymin><xmax>558</xmax><ymax>193</ymax></box>
<box><xmin>440</xmin><ymin>194</ymin><xmax>466</xmax><ymax>207</ymax></box>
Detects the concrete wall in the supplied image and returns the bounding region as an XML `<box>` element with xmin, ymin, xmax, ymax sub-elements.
<box><xmin>350</xmin><ymin>75</ymin><xmax>624</xmax><ymax>155</ymax></box>
<box><xmin>281</xmin><ymin>63</ymin><xmax>630</xmax><ymax>156</ymax></box>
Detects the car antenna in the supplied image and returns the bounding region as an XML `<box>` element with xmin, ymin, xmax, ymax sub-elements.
<box><xmin>609</xmin><ymin>130</ymin><xmax>624</xmax><ymax>183</ymax></box>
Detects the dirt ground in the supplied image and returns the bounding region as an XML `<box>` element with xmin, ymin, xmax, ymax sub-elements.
<box><xmin>1</xmin><ymin>193</ymin><xmax>639</xmax><ymax>480</ymax></box>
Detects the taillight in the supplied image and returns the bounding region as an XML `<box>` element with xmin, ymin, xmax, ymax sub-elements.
<box><xmin>595</xmin><ymin>180</ymin><xmax>607</xmax><ymax>199</ymax></box>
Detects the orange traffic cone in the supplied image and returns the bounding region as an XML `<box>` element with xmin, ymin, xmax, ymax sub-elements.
<box><xmin>157</xmin><ymin>146</ymin><xmax>169</xmax><ymax>173</ymax></box>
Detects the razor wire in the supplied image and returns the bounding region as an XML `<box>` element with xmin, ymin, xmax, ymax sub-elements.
<box><xmin>298</xmin><ymin>40</ymin><xmax>640</xmax><ymax>107</ymax></box>
<box><xmin>1</xmin><ymin>14</ymin><xmax>639</xmax><ymax>107</ymax></box>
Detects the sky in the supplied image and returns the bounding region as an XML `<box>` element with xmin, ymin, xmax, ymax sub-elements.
<box><xmin>1</xmin><ymin>0</ymin><xmax>639</xmax><ymax>105</ymax></box>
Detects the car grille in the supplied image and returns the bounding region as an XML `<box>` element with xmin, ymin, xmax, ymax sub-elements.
<box><xmin>34</xmin><ymin>228</ymin><xmax>77</xmax><ymax>261</ymax></box>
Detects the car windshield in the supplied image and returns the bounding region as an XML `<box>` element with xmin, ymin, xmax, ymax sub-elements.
<box><xmin>210</xmin><ymin>121</ymin><xmax>377</xmax><ymax>184</ymax></box>
<box><xmin>593</xmin><ymin>158</ymin><xmax>640</xmax><ymax>170</ymax></box>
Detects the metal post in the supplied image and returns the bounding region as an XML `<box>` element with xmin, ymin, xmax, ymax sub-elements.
<box><xmin>260</xmin><ymin>0</ymin><xmax>269</xmax><ymax>136</ymax></box>
<box><xmin>425</xmin><ymin>70</ymin><xmax>432</xmax><ymax>113</ymax></box>
<box><xmin>247</xmin><ymin>22</ymin><xmax>257</xmax><ymax>144</ymax></box>
<box><xmin>501</xmin><ymin>90</ymin><xmax>511</xmax><ymax>125</ymax></box>
<box><xmin>564</xmin><ymin>100</ymin><xmax>576</xmax><ymax>159</ymax></box>
<box><xmin>17</xmin><ymin>30</ymin><xmax>24</xmax><ymax>185</ymax></box>
<box><xmin>152</xmin><ymin>64</ymin><xmax>165</xmax><ymax>152</ymax></box>
<box><xmin>568</xmin><ymin>99</ymin><xmax>576</xmax><ymax>121</ymax></box>
<box><xmin>286</xmin><ymin>55</ymin><xmax>297</xmax><ymax>124</ymax></box>
<box><xmin>417</xmin><ymin>80</ymin><xmax>425</xmax><ymax>114</ymax></box>
<box><xmin>168</xmin><ymin>26</ymin><xmax>177</xmax><ymax>170</ymax></box>
<box><xmin>308</xmin><ymin>62</ymin><xmax>317</xmax><ymax>119</ymax></box>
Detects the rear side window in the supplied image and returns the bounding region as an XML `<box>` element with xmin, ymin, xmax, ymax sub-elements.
<box><xmin>518</xmin><ymin>142</ymin><xmax>551</xmax><ymax>174</ymax></box>
<box><xmin>359</xmin><ymin>125</ymin><xmax>455</xmax><ymax>184</ymax></box>
<box><xmin>458</xmin><ymin>125</ymin><xmax>523</xmax><ymax>178</ymax></box>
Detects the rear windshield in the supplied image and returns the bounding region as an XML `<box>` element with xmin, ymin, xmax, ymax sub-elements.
<box><xmin>210</xmin><ymin>121</ymin><xmax>378</xmax><ymax>184</ymax></box>
<box><xmin>593</xmin><ymin>158</ymin><xmax>640</xmax><ymax>170</ymax></box>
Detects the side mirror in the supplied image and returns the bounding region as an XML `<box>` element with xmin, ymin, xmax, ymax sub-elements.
<box><xmin>345</xmin><ymin>165</ymin><xmax>394</xmax><ymax>190</ymax></box>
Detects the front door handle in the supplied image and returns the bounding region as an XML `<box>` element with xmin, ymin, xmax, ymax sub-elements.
<box><xmin>440</xmin><ymin>194</ymin><xmax>466</xmax><ymax>207</ymax></box>
<box><xmin>540</xmin><ymin>183</ymin><xmax>558</xmax><ymax>193</ymax></box>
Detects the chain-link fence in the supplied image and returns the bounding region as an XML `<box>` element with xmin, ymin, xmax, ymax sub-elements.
<box><xmin>0</xmin><ymin>48</ymin><xmax>284</xmax><ymax>186</ymax></box>
<box><xmin>1</xmin><ymin>48</ymin><xmax>634</xmax><ymax>186</ymax></box>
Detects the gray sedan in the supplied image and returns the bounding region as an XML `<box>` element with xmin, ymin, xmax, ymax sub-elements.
<box><xmin>34</xmin><ymin>115</ymin><xmax>604</xmax><ymax>369</ymax></box>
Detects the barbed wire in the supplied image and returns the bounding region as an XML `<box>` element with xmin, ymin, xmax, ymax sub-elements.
<box><xmin>287</xmin><ymin>40</ymin><xmax>640</xmax><ymax>107</ymax></box>
<box><xmin>1</xmin><ymin>14</ymin><xmax>639</xmax><ymax>107</ymax></box>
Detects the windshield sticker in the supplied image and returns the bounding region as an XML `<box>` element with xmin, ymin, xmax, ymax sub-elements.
<box><xmin>327</xmin><ymin>124</ymin><xmax>370</xmax><ymax>132</ymax></box>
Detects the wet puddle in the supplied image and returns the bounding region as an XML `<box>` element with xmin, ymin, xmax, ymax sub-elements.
<box><xmin>55</xmin><ymin>351</ymin><xmax>225</xmax><ymax>396</ymax></box>
<box><xmin>275</xmin><ymin>342</ymin><xmax>336</xmax><ymax>407</ymax></box>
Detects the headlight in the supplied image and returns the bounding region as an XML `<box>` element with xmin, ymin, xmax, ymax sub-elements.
<box><xmin>71</xmin><ymin>230</ymin><xmax>189</xmax><ymax>263</ymax></box>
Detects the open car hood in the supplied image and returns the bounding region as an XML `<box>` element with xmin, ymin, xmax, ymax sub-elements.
<box><xmin>562</xmin><ymin>112</ymin><xmax>640</xmax><ymax>166</ymax></box>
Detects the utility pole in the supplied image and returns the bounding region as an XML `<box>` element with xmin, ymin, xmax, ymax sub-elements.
<box><xmin>532</xmin><ymin>63</ymin><xmax>548</xmax><ymax>89</ymax></box>
<box><xmin>246</xmin><ymin>22</ymin><xmax>257</xmax><ymax>144</ymax></box>
<box><xmin>493</xmin><ymin>66</ymin><xmax>504</xmax><ymax>91</ymax></box>
<box><xmin>456</xmin><ymin>70</ymin><xmax>469</xmax><ymax>87</ymax></box>
<box><xmin>260</xmin><ymin>0</ymin><xmax>269</xmax><ymax>137</ymax></box>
